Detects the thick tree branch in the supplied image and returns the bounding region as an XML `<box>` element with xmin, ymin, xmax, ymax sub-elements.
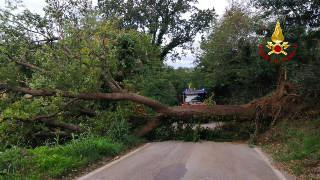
<box><xmin>78</xmin><ymin>107</ymin><xmax>96</xmax><ymax>116</ymax></box>
<box><xmin>134</xmin><ymin>117</ymin><xmax>163</xmax><ymax>137</ymax></box>
<box><xmin>100</xmin><ymin>75</ymin><xmax>125</xmax><ymax>93</ymax></box>
<box><xmin>2</xmin><ymin>51</ymin><xmax>45</xmax><ymax>72</ymax></box>
<box><xmin>0</xmin><ymin>83</ymin><xmax>170</xmax><ymax>113</ymax></box>
<box><xmin>169</xmin><ymin>105</ymin><xmax>255</xmax><ymax>118</ymax></box>
<box><xmin>30</xmin><ymin>98</ymin><xmax>80</xmax><ymax>121</ymax></box>
<box><xmin>77</xmin><ymin>103</ymin><xmax>96</xmax><ymax>116</ymax></box>
<box><xmin>106</xmin><ymin>68</ymin><xmax>123</xmax><ymax>91</ymax></box>
<box><xmin>14</xmin><ymin>61</ymin><xmax>45</xmax><ymax>72</ymax></box>
<box><xmin>88</xmin><ymin>46</ymin><xmax>123</xmax><ymax>91</ymax></box>
<box><xmin>31</xmin><ymin>37</ymin><xmax>59</xmax><ymax>43</ymax></box>
<box><xmin>2</xmin><ymin>117</ymin><xmax>86</xmax><ymax>133</ymax></box>
<box><xmin>42</xmin><ymin>119</ymin><xmax>86</xmax><ymax>133</ymax></box>
<box><xmin>1</xmin><ymin>97</ymin><xmax>85</xmax><ymax>133</ymax></box>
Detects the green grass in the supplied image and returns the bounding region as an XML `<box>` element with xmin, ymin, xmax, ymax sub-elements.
<box><xmin>0</xmin><ymin>135</ymin><xmax>125</xmax><ymax>179</ymax></box>
<box><xmin>262</xmin><ymin>117</ymin><xmax>320</xmax><ymax>179</ymax></box>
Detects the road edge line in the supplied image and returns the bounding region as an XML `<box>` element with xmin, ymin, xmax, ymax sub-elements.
<box><xmin>254</xmin><ymin>147</ymin><xmax>287</xmax><ymax>180</ymax></box>
<box><xmin>76</xmin><ymin>143</ymin><xmax>150</xmax><ymax>180</ymax></box>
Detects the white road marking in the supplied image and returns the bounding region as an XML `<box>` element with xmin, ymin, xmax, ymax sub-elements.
<box><xmin>76</xmin><ymin>143</ymin><xmax>150</xmax><ymax>180</ymax></box>
<box><xmin>254</xmin><ymin>147</ymin><xmax>287</xmax><ymax>180</ymax></box>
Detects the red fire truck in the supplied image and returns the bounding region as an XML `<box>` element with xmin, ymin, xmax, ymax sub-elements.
<box><xmin>182</xmin><ymin>89</ymin><xmax>208</xmax><ymax>105</ymax></box>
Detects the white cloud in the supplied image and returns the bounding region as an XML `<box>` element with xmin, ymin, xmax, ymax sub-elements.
<box><xmin>0</xmin><ymin>1</ymin><xmax>47</xmax><ymax>16</ymax></box>
<box><xmin>196</xmin><ymin>0</ymin><xmax>228</xmax><ymax>17</ymax></box>
<box><xmin>165</xmin><ymin>53</ymin><xmax>195</xmax><ymax>69</ymax></box>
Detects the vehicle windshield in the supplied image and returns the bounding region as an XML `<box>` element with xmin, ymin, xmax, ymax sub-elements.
<box><xmin>184</xmin><ymin>93</ymin><xmax>206</xmax><ymax>104</ymax></box>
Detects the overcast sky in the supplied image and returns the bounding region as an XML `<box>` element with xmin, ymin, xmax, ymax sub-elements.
<box><xmin>166</xmin><ymin>0</ymin><xmax>228</xmax><ymax>68</ymax></box>
<box><xmin>0</xmin><ymin>0</ymin><xmax>228</xmax><ymax>69</ymax></box>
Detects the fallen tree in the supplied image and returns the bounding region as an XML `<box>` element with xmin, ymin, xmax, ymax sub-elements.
<box><xmin>0</xmin><ymin>1</ymin><xmax>304</xmax><ymax>146</ymax></box>
<box><xmin>0</xmin><ymin>76</ymin><xmax>303</xmax><ymax>137</ymax></box>
<box><xmin>0</xmin><ymin>82</ymin><xmax>257</xmax><ymax>136</ymax></box>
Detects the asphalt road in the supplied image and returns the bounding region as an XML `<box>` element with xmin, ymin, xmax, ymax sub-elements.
<box><xmin>76</xmin><ymin>141</ymin><xmax>294</xmax><ymax>180</ymax></box>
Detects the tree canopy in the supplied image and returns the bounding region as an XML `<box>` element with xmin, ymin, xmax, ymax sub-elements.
<box><xmin>98</xmin><ymin>0</ymin><xmax>216</xmax><ymax>60</ymax></box>
<box><xmin>195</xmin><ymin>0</ymin><xmax>320</xmax><ymax>104</ymax></box>
<box><xmin>253</xmin><ymin>0</ymin><xmax>320</xmax><ymax>96</ymax></box>
<box><xmin>0</xmin><ymin>0</ymin><xmax>168</xmax><ymax>147</ymax></box>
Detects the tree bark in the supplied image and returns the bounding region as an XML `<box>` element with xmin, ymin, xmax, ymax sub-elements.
<box><xmin>42</xmin><ymin>119</ymin><xmax>86</xmax><ymax>133</ymax></box>
<box><xmin>133</xmin><ymin>105</ymin><xmax>255</xmax><ymax>137</ymax></box>
<box><xmin>133</xmin><ymin>117</ymin><xmax>163</xmax><ymax>137</ymax></box>
<box><xmin>0</xmin><ymin>83</ymin><xmax>170</xmax><ymax>113</ymax></box>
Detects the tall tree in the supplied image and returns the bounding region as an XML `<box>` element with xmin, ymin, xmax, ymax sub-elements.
<box><xmin>253</xmin><ymin>0</ymin><xmax>320</xmax><ymax>63</ymax></box>
<box><xmin>253</xmin><ymin>0</ymin><xmax>320</xmax><ymax>97</ymax></box>
<box><xmin>196</xmin><ymin>2</ymin><xmax>279</xmax><ymax>104</ymax></box>
<box><xmin>98</xmin><ymin>0</ymin><xmax>216</xmax><ymax>60</ymax></box>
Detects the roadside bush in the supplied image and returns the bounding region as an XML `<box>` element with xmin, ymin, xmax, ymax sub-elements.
<box><xmin>0</xmin><ymin>135</ymin><xmax>124</xmax><ymax>179</ymax></box>
<box><xmin>262</xmin><ymin>117</ymin><xmax>320</xmax><ymax>178</ymax></box>
<box><xmin>0</xmin><ymin>146</ymin><xmax>31</xmax><ymax>179</ymax></box>
<box><xmin>107</xmin><ymin>116</ymin><xmax>131</xmax><ymax>144</ymax></box>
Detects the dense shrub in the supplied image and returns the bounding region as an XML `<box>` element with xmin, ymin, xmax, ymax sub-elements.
<box><xmin>0</xmin><ymin>135</ymin><xmax>124</xmax><ymax>179</ymax></box>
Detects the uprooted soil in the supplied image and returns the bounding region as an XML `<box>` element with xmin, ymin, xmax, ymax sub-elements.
<box><xmin>248</xmin><ymin>80</ymin><xmax>304</xmax><ymax>120</ymax></box>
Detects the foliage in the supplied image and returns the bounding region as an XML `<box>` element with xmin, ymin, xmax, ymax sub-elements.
<box><xmin>0</xmin><ymin>118</ymin><xmax>46</xmax><ymax>150</ymax></box>
<box><xmin>197</xmin><ymin>0</ymin><xmax>320</xmax><ymax>105</ymax></box>
<box><xmin>106</xmin><ymin>115</ymin><xmax>130</xmax><ymax>143</ymax></box>
<box><xmin>152</xmin><ymin>123</ymin><xmax>200</xmax><ymax>142</ymax></box>
<box><xmin>198</xmin><ymin>127</ymin><xmax>231</xmax><ymax>142</ymax></box>
<box><xmin>0</xmin><ymin>0</ymin><xmax>166</xmax><ymax>148</ymax></box>
<box><xmin>262</xmin><ymin>117</ymin><xmax>320</xmax><ymax>178</ymax></box>
<box><xmin>123</xmin><ymin>65</ymin><xmax>196</xmax><ymax>107</ymax></box>
<box><xmin>253</xmin><ymin>0</ymin><xmax>320</xmax><ymax>101</ymax></box>
<box><xmin>205</xmin><ymin>94</ymin><xmax>216</xmax><ymax>105</ymax></box>
<box><xmin>253</xmin><ymin>0</ymin><xmax>320</xmax><ymax>29</ymax></box>
<box><xmin>149</xmin><ymin>121</ymin><xmax>251</xmax><ymax>142</ymax></box>
<box><xmin>196</xmin><ymin>2</ymin><xmax>278</xmax><ymax>104</ymax></box>
<box><xmin>167</xmin><ymin>67</ymin><xmax>195</xmax><ymax>105</ymax></box>
<box><xmin>0</xmin><ymin>135</ymin><xmax>124</xmax><ymax>179</ymax></box>
<box><xmin>98</xmin><ymin>0</ymin><xmax>216</xmax><ymax>60</ymax></box>
<box><xmin>0</xmin><ymin>1</ymin><xmax>319</xmax><ymax>179</ymax></box>
<box><xmin>128</xmin><ymin>65</ymin><xmax>178</xmax><ymax>107</ymax></box>
<box><xmin>146</xmin><ymin>114</ymin><xmax>255</xmax><ymax>142</ymax></box>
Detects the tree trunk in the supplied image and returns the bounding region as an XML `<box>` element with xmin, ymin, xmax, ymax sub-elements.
<box><xmin>133</xmin><ymin>105</ymin><xmax>255</xmax><ymax>137</ymax></box>
<box><xmin>0</xmin><ymin>83</ymin><xmax>259</xmax><ymax>138</ymax></box>
<box><xmin>133</xmin><ymin>117</ymin><xmax>163</xmax><ymax>137</ymax></box>
<box><xmin>42</xmin><ymin>119</ymin><xmax>86</xmax><ymax>133</ymax></box>
<box><xmin>0</xmin><ymin>83</ymin><xmax>170</xmax><ymax>113</ymax></box>
<box><xmin>3</xmin><ymin>82</ymin><xmax>301</xmax><ymax>138</ymax></box>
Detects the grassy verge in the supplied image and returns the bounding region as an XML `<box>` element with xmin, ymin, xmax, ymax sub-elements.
<box><xmin>260</xmin><ymin>117</ymin><xmax>320</xmax><ymax>179</ymax></box>
<box><xmin>0</xmin><ymin>135</ymin><xmax>139</xmax><ymax>180</ymax></box>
